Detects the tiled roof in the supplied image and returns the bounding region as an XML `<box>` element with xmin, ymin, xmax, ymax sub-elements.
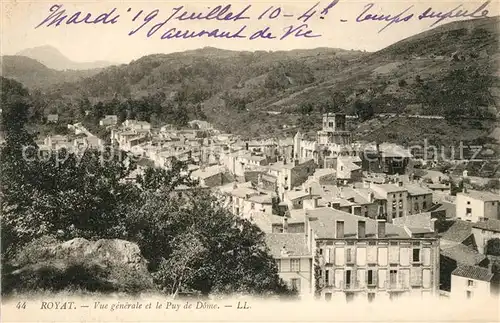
<box><xmin>248</xmin><ymin>193</ymin><xmax>273</xmax><ymax>204</ymax></box>
<box><xmin>472</xmin><ymin>219</ymin><xmax>500</xmax><ymax>233</ymax></box>
<box><xmin>373</xmin><ymin>183</ymin><xmax>406</xmax><ymax>194</ymax></box>
<box><xmin>439</xmin><ymin>220</ymin><xmax>473</xmax><ymax>243</ymax></box>
<box><xmin>264</xmin><ymin>233</ymin><xmax>311</xmax><ymax>258</ymax></box>
<box><xmin>452</xmin><ymin>264</ymin><xmax>493</xmax><ymax>282</ymax></box>
<box><xmin>427</xmin><ymin>201</ymin><xmax>456</xmax><ymax>218</ymax></box>
<box><xmin>405</xmin><ymin>183</ymin><xmax>433</xmax><ymax>196</ymax></box>
<box><xmin>458</xmin><ymin>190</ymin><xmax>500</xmax><ymax>202</ymax></box>
<box><xmin>306</xmin><ymin>207</ymin><xmax>410</xmax><ymax>239</ymax></box>
<box><xmin>191</xmin><ymin>165</ymin><xmax>225</xmax><ymax>179</ymax></box>
<box><xmin>392</xmin><ymin>213</ymin><xmax>433</xmax><ymax>231</ymax></box>
<box><xmin>440</xmin><ymin>244</ymin><xmax>486</xmax><ymax>266</ymax></box>
<box><xmin>285</xmin><ymin>190</ymin><xmax>311</xmax><ymax>201</ymax></box>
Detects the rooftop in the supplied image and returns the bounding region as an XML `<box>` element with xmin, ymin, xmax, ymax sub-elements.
<box><xmin>306</xmin><ymin>207</ymin><xmax>411</xmax><ymax>239</ymax></box>
<box><xmin>405</xmin><ymin>183</ymin><xmax>433</xmax><ymax>196</ymax></box>
<box><xmin>457</xmin><ymin>190</ymin><xmax>500</xmax><ymax>202</ymax></box>
<box><xmin>452</xmin><ymin>265</ymin><xmax>494</xmax><ymax>282</ymax></box>
<box><xmin>190</xmin><ymin>165</ymin><xmax>225</xmax><ymax>179</ymax></box>
<box><xmin>265</xmin><ymin>233</ymin><xmax>311</xmax><ymax>258</ymax></box>
<box><xmin>440</xmin><ymin>244</ymin><xmax>487</xmax><ymax>266</ymax></box>
<box><xmin>439</xmin><ymin>220</ymin><xmax>474</xmax><ymax>244</ymax></box>
<box><xmin>472</xmin><ymin>218</ymin><xmax>500</xmax><ymax>233</ymax></box>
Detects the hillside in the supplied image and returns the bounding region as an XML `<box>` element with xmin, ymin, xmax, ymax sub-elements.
<box><xmin>16</xmin><ymin>45</ymin><xmax>115</xmax><ymax>71</ymax></box>
<box><xmin>0</xmin><ymin>56</ymin><xmax>106</xmax><ymax>89</ymax></box>
<box><xmin>3</xmin><ymin>17</ymin><xmax>500</xmax><ymax>147</ymax></box>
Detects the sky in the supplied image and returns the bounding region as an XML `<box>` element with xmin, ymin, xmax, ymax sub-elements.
<box><xmin>1</xmin><ymin>0</ymin><xmax>497</xmax><ymax>64</ymax></box>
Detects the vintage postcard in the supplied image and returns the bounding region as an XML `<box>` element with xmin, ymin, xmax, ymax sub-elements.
<box><xmin>1</xmin><ymin>0</ymin><xmax>499</xmax><ymax>322</ymax></box>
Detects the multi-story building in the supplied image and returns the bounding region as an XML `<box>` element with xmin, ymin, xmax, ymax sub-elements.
<box><xmin>471</xmin><ymin>218</ymin><xmax>500</xmax><ymax>254</ymax></box>
<box><xmin>263</xmin><ymin>159</ymin><xmax>316</xmax><ymax>201</ymax></box>
<box><xmin>304</xmin><ymin>207</ymin><xmax>440</xmax><ymax>303</ymax></box>
<box><xmin>450</xmin><ymin>265</ymin><xmax>495</xmax><ymax>300</ymax></box>
<box><xmin>370</xmin><ymin>182</ymin><xmax>409</xmax><ymax>222</ymax></box>
<box><xmin>405</xmin><ymin>183</ymin><xmax>433</xmax><ymax>215</ymax></box>
<box><xmin>265</xmin><ymin>233</ymin><xmax>314</xmax><ymax>298</ymax></box>
<box><xmin>456</xmin><ymin>190</ymin><xmax>500</xmax><ymax>223</ymax></box>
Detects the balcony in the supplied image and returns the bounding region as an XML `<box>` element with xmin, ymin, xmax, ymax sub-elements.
<box><xmin>334</xmin><ymin>280</ymin><xmax>366</xmax><ymax>291</ymax></box>
<box><xmin>384</xmin><ymin>281</ymin><xmax>411</xmax><ymax>291</ymax></box>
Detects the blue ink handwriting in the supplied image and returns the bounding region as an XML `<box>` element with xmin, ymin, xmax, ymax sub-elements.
<box><xmin>418</xmin><ymin>1</ymin><xmax>490</xmax><ymax>27</ymax></box>
<box><xmin>36</xmin><ymin>4</ymin><xmax>119</xmax><ymax>28</ymax></box>
<box><xmin>356</xmin><ymin>3</ymin><xmax>414</xmax><ymax>32</ymax></box>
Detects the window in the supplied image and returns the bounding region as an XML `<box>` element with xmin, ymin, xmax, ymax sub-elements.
<box><xmin>325</xmin><ymin>270</ymin><xmax>330</xmax><ymax>286</ymax></box>
<box><xmin>414</xmin><ymin>203</ymin><xmax>419</xmax><ymax>211</ymax></box>
<box><xmin>467</xmin><ymin>280</ymin><xmax>474</xmax><ymax>287</ymax></box>
<box><xmin>399</xmin><ymin>211</ymin><xmax>403</xmax><ymax>218</ymax></box>
<box><xmin>345</xmin><ymin>270</ymin><xmax>352</xmax><ymax>288</ymax></box>
<box><xmin>412</xmin><ymin>249</ymin><xmax>421</xmax><ymax>262</ymax></box>
<box><xmin>291</xmin><ymin>278</ymin><xmax>301</xmax><ymax>291</ymax></box>
<box><xmin>466</xmin><ymin>291</ymin><xmax>472</xmax><ymax>299</ymax></box>
<box><xmin>340</xmin><ymin>166</ymin><xmax>344</xmax><ymax>171</ymax></box>
<box><xmin>466</xmin><ymin>208</ymin><xmax>472</xmax><ymax>216</ymax></box>
<box><xmin>399</xmin><ymin>200</ymin><xmax>403</xmax><ymax>208</ymax></box>
<box><xmin>389</xmin><ymin>270</ymin><xmax>397</xmax><ymax>287</ymax></box>
<box><xmin>399</xmin><ymin>193</ymin><xmax>402</xmax><ymax>197</ymax></box>
<box><xmin>392</xmin><ymin>201</ymin><xmax>396</xmax><ymax>210</ymax></box>
<box><xmin>250</xmin><ymin>203</ymin><xmax>255</xmax><ymax>210</ymax></box>
<box><xmin>328</xmin><ymin>122</ymin><xmax>333</xmax><ymax>128</ymax></box>
<box><xmin>367</xmin><ymin>270</ymin><xmax>376</xmax><ymax>286</ymax></box>
<box><xmin>423</xmin><ymin>201</ymin><xmax>427</xmax><ymax>209</ymax></box>
<box><xmin>290</xmin><ymin>259</ymin><xmax>300</xmax><ymax>272</ymax></box>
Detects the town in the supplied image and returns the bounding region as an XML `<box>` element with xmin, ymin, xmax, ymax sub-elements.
<box><xmin>39</xmin><ymin>111</ymin><xmax>500</xmax><ymax>303</ymax></box>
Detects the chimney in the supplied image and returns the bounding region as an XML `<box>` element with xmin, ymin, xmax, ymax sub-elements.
<box><xmin>377</xmin><ymin>219</ymin><xmax>386</xmax><ymax>238</ymax></box>
<box><xmin>336</xmin><ymin>220</ymin><xmax>345</xmax><ymax>239</ymax></box>
<box><xmin>357</xmin><ymin>220</ymin><xmax>366</xmax><ymax>239</ymax></box>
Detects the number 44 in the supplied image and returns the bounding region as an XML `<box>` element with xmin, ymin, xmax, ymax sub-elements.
<box><xmin>16</xmin><ymin>301</ymin><xmax>26</xmax><ymax>309</ymax></box>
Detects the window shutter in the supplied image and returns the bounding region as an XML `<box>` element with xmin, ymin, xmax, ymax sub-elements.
<box><xmin>411</xmin><ymin>267</ymin><xmax>422</xmax><ymax>287</ymax></box>
<box><xmin>423</xmin><ymin>269</ymin><xmax>431</xmax><ymax>288</ymax></box>
<box><xmin>422</xmin><ymin>248</ymin><xmax>431</xmax><ymax>266</ymax></box>
<box><xmin>400</xmin><ymin>247</ymin><xmax>410</xmax><ymax>266</ymax></box>
<box><xmin>335</xmin><ymin>247</ymin><xmax>345</xmax><ymax>266</ymax></box>
<box><xmin>329</xmin><ymin>248</ymin><xmax>335</xmax><ymax>264</ymax></box>
<box><xmin>356</xmin><ymin>247</ymin><xmax>366</xmax><ymax>266</ymax></box>
<box><xmin>378</xmin><ymin>269</ymin><xmax>387</xmax><ymax>288</ymax></box>
<box><xmin>378</xmin><ymin>247</ymin><xmax>388</xmax><ymax>266</ymax></box>
<box><xmin>389</xmin><ymin>245</ymin><xmax>399</xmax><ymax>264</ymax></box>
<box><xmin>335</xmin><ymin>269</ymin><xmax>344</xmax><ymax>288</ymax></box>
<box><xmin>358</xmin><ymin>269</ymin><xmax>366</xmax><ymax>288</ymax></box>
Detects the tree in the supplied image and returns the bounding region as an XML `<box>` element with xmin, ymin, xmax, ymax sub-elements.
<box><xmin>354</xmin><ymin>100</ymin><xmax>374</xmax><ymax>121</ymax></box>
<box><xmin>125</xmin><ymin>188</ymin><xmax>292</xmax><ymax>297</ymax></box>
<box><xmin>485</xmin><ymin>238</ymin><xmax>500</xmax><ymax>256</ymax></box>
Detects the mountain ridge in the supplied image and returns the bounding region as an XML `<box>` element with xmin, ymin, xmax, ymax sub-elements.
<box><xmin>16</xmin><ymin>45</ymin><xmax>116</xmax><ymax>71</ymax></box>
